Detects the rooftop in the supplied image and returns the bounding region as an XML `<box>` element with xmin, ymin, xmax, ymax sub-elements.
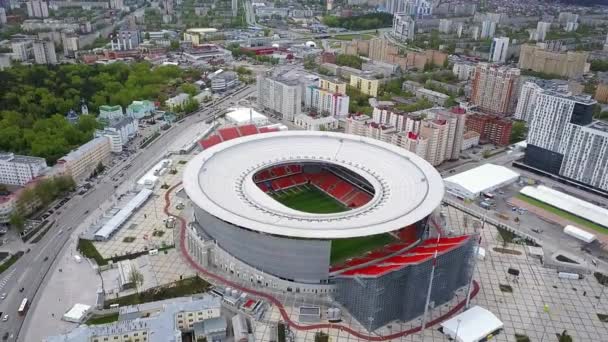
<box><xmin>0</xmin><ymin>152</ymin><xmax>46</xmax><ymax>165</ymax></box>
<box><xmin>60</xmin><ymin>136</ymin><xmax>109</xmax><ymax>163</ymax></box>
<box><xmin>45</xmin><ymin>296</ymin><xmax>221</xmax><ymax>342</ymax></box>
<box><xmin>183</xmin><ymin>131</ymin><xmax>444</xmax><ymax>239</ymax></box>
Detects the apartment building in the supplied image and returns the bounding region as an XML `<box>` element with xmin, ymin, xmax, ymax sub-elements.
<box><xmin>11</xmin><ymin>40</ymin><xmax>32</xmax><ymax>61</ymax></box>
<box><xmin>490</xmin><ymin>37</ymin><xmax>509</xmax><ymax>63</ymax></box>
<box><xmin>452</xmin><ymin>62</ymin><xmax>476</xmax><ymax>81</ymax></box>
<box><xmin>32</xmin><ymin>39</ymin><xmax>57</xmax><ymax>65</ymax></box>
<box><xmin>524</xmin><ymin>92</ymin><xmax>608</xmax><ymax>190</ymax></box>
<box><xmin>470</xmin><ymin>63</ymin><xmax>520</xmax><ymax>116</ymax></box>
<box><xmin>350</xmin><ymin>74</ymin><xmax>379</xmax><ymax>97</ymax></box>
<box><xmin>257</xmin><ymin>75</ymin><xmax>302</xmax><ymax>122</ymax></box>
<box><xmin>415</xmin><ymin>88</ymin><xmax>449</xmax><ymax>106</ymax></box>
<box><xmin>519</xmin><ymin>44</ymin><xmax>587</xmax><ymax>79</ymax></box>
<box><xmin>0</xmin><ymin>153</ymin><xmax>47</xmax><ymax>186</ymax></box>
<box><xmin>392</xmin><ymin>12</ymin><xmax>415</xmax><ymax>41</ymax></box>
<box><xmin>347</xmin><ymin>107</ymin><xmax>466</xmax><ymax>165</ymax></box>
<box><xmin>56</xmin><ymin>136</ymin><xmax>111</xmax><ymax>183</ymax></box>
<box><xmin>45</xmin><ymin>296</ymin><xmax>223</xmax><ymax>342</ymax></box>
<box><xmin>465</xmin><ymin>113</ymin><xmax>512</xmax><ymax>146</ymax></box>
<box><xmin>26</xmin><ymin>0</ymin><xmax>49</xmax><ymax>18</ymax></box>
<box><xmin>515</xmin><ymin>79</ymin><xmax>572</xmax><ymax>122</ymax></box>
<box><xmin>304</xmin><ymin>77</ymin><xmax>350</xmax><ymax>118</ymax></box>
<box><xmin>480</xmin><ymin>20</ymin><xmax>496</xmax><ymax>39</ymax></box>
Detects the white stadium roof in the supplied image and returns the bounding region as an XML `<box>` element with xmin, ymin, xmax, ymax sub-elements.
<box><xmin>444</xmin><ymin>164</ymin><xmax>520</xmax><ymax>198</ymax></box>
<box><xmin>183</xmin><ymin>131</ymin><xmax>444</xmax><ymax>239</ymax></box>
<box><xmin>521</xmin><ymin>185</ymin><xmax>608</xmax><ymax>229</ymax></box>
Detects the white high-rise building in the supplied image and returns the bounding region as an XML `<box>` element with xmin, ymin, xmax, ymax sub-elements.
<box><xmin>257</xmin><ymin>75</ymin><xmax>302</xmax><ymax>122</ymax></box>
<box><xmin>11</xmin><ymin>40</ymin><xmax>32</xmax><ymax>61</ymax></box>
<box><xmin>62</xmin><ymin>32</ymin><xmax>79</xmax><ymax>57</ymax></box>
<box><xmin>564</xmin><ymin>21</ymin><xmax>578</xmax><ymax>32</ymax></box>
<box><xmin>514</xmin><ymin>79</ymin><xmax>571</xmax><ymax>122</ymax></box>
<box><xmin>490</xmin><ymin>37</ymin><xmax>509</xmax><ymax>63</ymax></box>
<box><xmin>392</xmin><ymin>12</ymin><xmax>415</xmax><ymax>41</ymax></box>
<box><xmin>533</xmin><ymin>21</ymin><xmax>551</xmax><ymax>41</ymax></box>
<box><xmin>604</xmin><ymin>33</ymin><xmax>608</xmax><ymax>51</ymax></box>
<box><xmin>525</xmin><ymin>92</ymin><xmax>607</xmax><ymax>191</ymax></box>
<box><xmin>26</xmin><ymin>0</ymin><xmax>49</xmax><ymax>18</ymax></box>
<box><xmin>0</xmin><ymin>153</ymin><xmax>48</xmax><ymax>186</ymax></box>
<box><xmin>480</xmin><ymin>20</ymin><xmax>496</xmax><ymax>39</ymax></box>
<box><xmin>32</xmin><ymin>40</ymin><xmax>57</xmax><ymax>64</ymax></box>
<box><xmin>438</xmin><ymin>19</ymin><xmax>452</xmax><ymax>34</ymax></box>
<box><xmin>0</xmin><ymin>8</ymin><xmax>7</xmax><ymax>25</ymax></box>
<box><xmin>109</xmin><ymin>0</ymin><xmax>124</xmax><ymax>10</ymax></box>
<box><xmin>452</xmin><ymin>62</ymin><xmax>476</xmax><ymax>81</ymax></box>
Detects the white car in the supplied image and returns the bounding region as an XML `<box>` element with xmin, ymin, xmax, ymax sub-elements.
<box><xmin>0</xmin><ymin>293</ymin><xmax>5</xmax><ymax>300</ymax></box>
<box><xmin>2</xmin><ymin>314</ymin><xmax>9</xmax><ymax>321</ymax></box>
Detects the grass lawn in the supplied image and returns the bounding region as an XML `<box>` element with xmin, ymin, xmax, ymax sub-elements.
<box><xmin>104</xmin><ymin>277</ymin><xmax>211</xmax><ymax>308</ymax></box>
<box><xmin>85</xmin><ymin>313</ymin><xmax>119</xmax><ymax>325</ymax></box>
<box><xmin>77</xmin><ymin>238</ymin><xmax>107</xmax><ymax>266</ymax></box>
<box><xmin>0</xmin><ymin>252</ymin><xmax>23</xmax><ymax>275</ymax></box>
<box><xmin>331</xmin><ymin>234</ymin><xmax>394</xmax><ymax>264</ymax></box>
<box><xmin>333</xmin><ymin>34</ymin><xmax>376</xmax><ymax>41</ymax></box>
<box><xmin>516</xmin><ymin>194</ymin><xmax>607</xmax><ymax>234</ymax></box>
<box><xmin>271</xmin><ymin>186</ymin><xmax>347</xmax><ymax>214</ymax></box>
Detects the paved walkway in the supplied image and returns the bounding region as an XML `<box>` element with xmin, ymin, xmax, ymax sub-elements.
<box><xmin>163</xmin><ymin>183</ymin><xmax>480</xmax><ymax>341</ymax></box>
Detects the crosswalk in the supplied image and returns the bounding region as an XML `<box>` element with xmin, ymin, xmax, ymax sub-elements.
<box><xmin>0</xmin><ymin>268</ymin><xmax>16</xmax><ymax>292</ymax></box>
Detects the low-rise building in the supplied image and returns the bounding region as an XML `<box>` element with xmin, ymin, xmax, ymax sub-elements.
<box><xmin>56</xmin><ymin>136</ymin><xmax>111</xmax><ymax>183</ymax></box>
<box><xmin>294</xmin><ymin>113</ymin><xmax>339</xmax><ymax>131</ymax></box>
<box><xmin>95</xmin><ymin>117</ymin><xmax>138</xmax><ymax>153</ymax></box>
<box><xmin>461</xmin><ymin>131</ymin><xmax>481</xmax><ymax>150</ymax></box>
<box><xmin>0</xmin><ymin>153</ymin><xmax>47</xmax><ymax>186</ymax></box>
<box><xmin>98</xmin><ymin>105</ymin><xmax>124</xmax><ymax>124</ymax></box>
<box><xmin>45</xmin><ymin>296</ymin><xmax>223</xmax><ymax>342</ymax></box>
<box><xmin>415</xmin><ymin>88</ymin><xmax>449</xmax><ymax>106</ymax></box>
<box><xmin>165</xmin><ymin>93</ymin><xmax>190</xmax><ymax>109</ymax></box>
<box><xmin>210</xmin><ymin>70</ymin><xmax>238</xmax><ymax>92</ymax></box>
<box><xmin>126</xmin><ymin>100</ymin><xmax>156</xmax><ymax>119</ymax></box>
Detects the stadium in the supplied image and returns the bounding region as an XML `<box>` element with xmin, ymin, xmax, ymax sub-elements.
<box><xmin>183</xmin><ymin>130</ymin><xmax>476</xmax><ymax>330</ymax></box>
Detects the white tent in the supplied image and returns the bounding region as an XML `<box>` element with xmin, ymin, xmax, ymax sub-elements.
<box><xmin>444</xmin><ymin>164</ymin><xmax>519</xmax><ymax>199</ymax></box>
<box><xmin>440</xmin><ymin>306</ymin><xmax>503</xmax><ymax>342</ymax></box>
<box><xmin>62</xmin><ymin>303</ymin><xmax>91</xmax><ymax>323</ymax></box>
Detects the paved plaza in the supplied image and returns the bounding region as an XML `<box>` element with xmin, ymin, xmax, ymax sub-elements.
<box><xmin>93</xmin><ymin>155</ymin><xmax>190</xmax><ymax>259</ymax></box>
<box><xmin>192</xmin><ymin>204</ymin><xmax>608</xmax><ymax>342</ymax></box>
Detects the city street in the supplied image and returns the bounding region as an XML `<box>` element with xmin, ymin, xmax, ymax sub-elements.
<box><xmin>0</xmin><ymin>84</ymin><xmax>256</xmax><ymax>342</ymax></box>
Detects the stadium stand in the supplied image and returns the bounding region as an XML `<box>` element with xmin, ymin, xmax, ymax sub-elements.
<box><xmin>198</xmin><ymin>124</ymin><xmax>282</xmax><ymax>150</ymax></box>
<box><xmin>333</xmin><ymin>235</ymin><xmax>471</xmax><ymax>276</ymax></box>
<box><xmin>218</xmin><ymin>127</ymin><xmax>240</xmax><ymax>141</ymax></box>
<box><xmin>237</xmin><ymin>124</ymin><xmax>259</xmax><ymax>136</ymax></box>
<box><xmin>199</xmin><ymin>135</ymin><xmax>223</xmax><ymax>149</ymax></box>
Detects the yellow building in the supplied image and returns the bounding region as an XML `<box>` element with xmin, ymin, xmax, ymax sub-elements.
<box><xmin>350</xmin><ymin>74</ymin><xmax>379</xmax><ymax>97</ymax></box>
<box><xmin>518</xmin><ymin>44</ymin><xmax>587</xmax><ymax>79</ymax></box>
<box><xmin>319</xmin><ymin>77</ymin><xmax>347</xmax><ymax>94</ymax></box>
<box><xmin>595</xmin><ymin>83</ymin><xmax>608</xmax><ymax>103</ymax></box>
<box><xmin>57</xmin><ymin>136</ymin><xmax>111</xmax><ymax>183</ymax></box>
<box><xmin>183</xmin><ymin>28</ymin><xmax>218</xmax><ymax>46</ymax></box>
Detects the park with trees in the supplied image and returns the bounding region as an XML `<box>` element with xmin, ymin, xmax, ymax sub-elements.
<box><xmin>0</xmin><ymin>62</ymin><xmax>192</xmax><ymax>164</ymax></box>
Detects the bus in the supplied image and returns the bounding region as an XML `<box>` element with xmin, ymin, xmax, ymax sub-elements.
<box><xmin>17</xmin><ymin>298</ymin><xmax>28</xmax><ymax>316</ymax></box>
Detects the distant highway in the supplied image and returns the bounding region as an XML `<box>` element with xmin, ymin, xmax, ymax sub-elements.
<box><xmin>0</xmin><ymin>84</ymin><xmax>256</xmax><ymax>342</ymax></box>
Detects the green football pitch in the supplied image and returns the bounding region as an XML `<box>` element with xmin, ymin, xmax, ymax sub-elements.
<box><xmin>270</xmin><ymin>185</ymin><xmax>395</xmax><ymax>264</ymax></box>
<box><xmin>271</xmin><ymin>185</ymin><xmax>347</xmax><ymax>214</ymax></box>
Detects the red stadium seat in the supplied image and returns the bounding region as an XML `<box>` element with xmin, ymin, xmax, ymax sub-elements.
<box><xmin>218</xmin><ymin>127</ymin><xmax>240</xmax><ymax>141</ymax></box>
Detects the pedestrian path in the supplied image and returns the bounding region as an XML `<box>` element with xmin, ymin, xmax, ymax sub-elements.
<box><xmin>0</xmin><ymin>268</ymin><xmax>17</xmax><ymax>291</ymax></box>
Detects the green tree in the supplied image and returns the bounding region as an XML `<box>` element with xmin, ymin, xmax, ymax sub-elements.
<box><xmin>510</xmin><ymin>121</ymin><xmax>528</xmax><ymax>144</ymax></box>
<box><xmin>9</xmin><ymin>212</ymin><xmax>25</xmax><ymax>231</ymax></box>
<box><xmin>169</xmin><ymin>40</ymin><xmax>180</xmax><ymax>51</ymax></box>
<box><xmin>314</xmin><ymin>332</ymin><xmax>329</xmax><ymax>342</ymax></box>
<box><xmin>128</xmin><ymin>268</ymin><xmax>144</xmax><ymax>295</ymax></box>
<box><xmin>335</xmin><ymin>54</ymin><xmax>363</xmax><ymax>69</ymax></box>
<box><xmin>557</xmin><ymin>330</ymin><xmax>573</xmax><ymax>342</ymax></box>
<box><xmin>180</xmin><ymin>83</ymin><xmax>198</xmax><ymax>96</ymax></box>
<box><xmin>144</xmin><ymin>32</ymin><xmax>150</xmax><ymax>40</ymax></box>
